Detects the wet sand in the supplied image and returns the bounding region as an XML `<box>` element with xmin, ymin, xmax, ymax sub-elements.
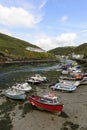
<box><xmin>11</xmin><ymin>84</ymin><xmax>87</xmax><ymax>130</ymax></box>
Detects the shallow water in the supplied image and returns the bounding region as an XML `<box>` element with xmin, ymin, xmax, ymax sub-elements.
<box><xmin>0</xmin><ymin>64</ymin><xmax>60</xmax><ymax>76</ymax></box>
<box><xmin>0</xmin><ymin>63</ymin><xmax>61</xmax><ymax>89</ymax></box>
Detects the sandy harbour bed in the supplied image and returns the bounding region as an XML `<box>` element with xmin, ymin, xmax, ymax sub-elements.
<box><xmin>10</xmin><ymin>84</ymin><xmax>87</xmax><ymax>130</ymax></box>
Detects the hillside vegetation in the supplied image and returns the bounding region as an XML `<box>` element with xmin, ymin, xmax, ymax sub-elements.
<box><xmin>48</xmin><ymin>46</ymin><xmax>75</xmax><ymax>55</ymax></box>
<box><xmin>0</xmin><ymin>33</ymin><xmax>55</xmax><ymax>62</ymax></box>
<box><xmin>48</xmin><ymin>43</ymin><xmax>87</xmax><ymax>58</ymax></box>
<box><xmin>74</xmin><ymin>43</ymin><xmax>87</xmax><ymax>58</ymax></box>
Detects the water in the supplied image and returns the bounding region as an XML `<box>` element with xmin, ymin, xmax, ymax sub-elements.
<box><xmin>0</xmin><ymin>64</ymin><xmax>60</xmax><ymax>77</ymax></box>
<box><xmin>0</xmin><ymin>63</ymin><xmax>61</xmax><ymax>89</ymax></box>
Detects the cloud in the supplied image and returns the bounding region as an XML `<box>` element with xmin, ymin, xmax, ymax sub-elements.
<box><xmin>61</xmin><ymin>16</ymin><xmax>68</xmax><ymax>22</ymax></box>
<box><xmin>35</xmin><ymin>34</ymin><xmax>53</xmax><ymax>50</ymax></box>
<box><xmin>0</xmin><ymin>4</ymin><xmax>42</xmax><ymax>28</ymax></box>
<box><xmin>34</xmin><ymin>33</ymin><xmax>77</xmax><ymax>51</ymax></box>
<box><xmin>77</xmin><ymin>29</ymin><xmax>87</xmax><ymax>34</ymax></box>
<box><xmin>39</xmin><ymin>0</ymin><xmax>48</xmax><ymax>9</ymax></box>
<box><xmin>55</xmin><ymin>33</ymin><xmax>77</xmax><ymax>43</ymax></box>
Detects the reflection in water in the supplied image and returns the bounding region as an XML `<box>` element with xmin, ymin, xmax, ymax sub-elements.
<box><xmin>0</xmin><ymin>63</ymin><xmax>61</xmax><ymax>89</ymax></box>
<box><xmin>0</xmin><ymin>64</ymin><xmax>60</xmax><ymax>78</ymax></box>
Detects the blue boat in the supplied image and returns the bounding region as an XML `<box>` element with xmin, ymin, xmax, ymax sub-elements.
<box><xmin>50</xmin><ymin>82</ymin><xmax>77</xmax><ymax>92</ymax></box>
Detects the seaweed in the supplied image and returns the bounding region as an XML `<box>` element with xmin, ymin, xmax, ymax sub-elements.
<box><xmin>61</xmin><ymin>121</ymin><xmax>79</xmax><ymax>130</ymax></box>
<box><xmin>22</xmin><ymin>103</ymin><xmax>33</xmax><ymax>117</ymax></box>
<box><xmin>59</xmin><ymin>111</ymin><xmax>69</xmax><ymax>118</ymax></box>
<box><xmin>0</xmin><ymin>113</ymin><xmax>13</xmax><ymax>130</ymax></box>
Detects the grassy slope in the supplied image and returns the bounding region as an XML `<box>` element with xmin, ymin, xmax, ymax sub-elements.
<box><xmin>74</xmin><ymin>43</ymin><xmax>87</xmax><ymax>57</ymax></box>
<box><xmin>48</xmin><ymin>46</ymin><xmax>75</xmax><ymax>55</ymax></box>
<box><xmin>0</xmin><ymin>33</ymin><xmax>55</xmax><ymax>61</ymax></box>
<box><xmin>48</xmin><ymin>43</ymin><xmax>87</xmax><ymax>58</ymax></box>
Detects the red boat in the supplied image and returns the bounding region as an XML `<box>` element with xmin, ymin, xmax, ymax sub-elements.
<box><xmin>28</xmin><ymin>93</ymin><xmax>63</xmax><ymax>112</ymax></box>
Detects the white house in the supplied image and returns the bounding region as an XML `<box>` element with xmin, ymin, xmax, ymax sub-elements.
<box><xmin>72</xmin><ymin>53</ymin><xmax>84</xmax><ymax>59</ymax></box>
<box><xmin>26</xmin><ymin>47</ymin><xmax>45</xmax><ymax>52</ymax></box>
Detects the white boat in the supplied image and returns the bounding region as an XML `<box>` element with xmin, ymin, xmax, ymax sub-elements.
<box><xmin>12</xmin><ymin>82</ymin><xmax>32</xmax><ymax>92</ymax></box>
<box><xmin>27</xmin><ymin>78</ymin><xmax>41</xmax><ymax>84</ymax></box>
<box><xmin>30</xmin><ymin>74</ymin><xmax>48</xmax><ymax>82</ymax></box>
<box><xmin>82</xmin><ymin>73</ymin><xmax>87</xmax><ymax>80</ymax></box>
<box><xmin>50</xmin><ymin>82</ymin><xmax>77</xmax><ymax>92</ymax></box>
<box><xmin>80</xmin><ymin>73</ymin><xmax>87</xmax><ymax>85</ymax></box>
<box><xmin>59</xmin><ymin>79</ymin><xmax>80</xmax><ymax>87</ymax></box>
<box><xmin>5</xmin><ymin>88</ymin><xmax>26</xmax><ymax>100</ymax></box>
<box><xmin>80</xmin><ymin>79</ymin><xmax>87</xmax><ymax>85</ymax></box>
<box><xmin>61</xmin><ymin>70</ymin><xmax>69</xmax><ymax>75</ymax></box>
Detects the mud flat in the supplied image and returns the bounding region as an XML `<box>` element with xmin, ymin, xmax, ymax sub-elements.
<box><xmin>0</xmin><ymin>63</ymin><xmax>87</xmax><ymax>130</ymax></box>
<box><xmin>10</xmin><ymin>84</ymin><xmax>87</xmax><ymax>130</ymax></box>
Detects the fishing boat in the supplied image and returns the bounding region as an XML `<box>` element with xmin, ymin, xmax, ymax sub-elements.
<box><xmin>30</xmin><ymin>74</ymin><xmax>48</xmax><ymax>82</ymax></box>
<box><xmin>50</xmin><ymin>82</ymin><xmax>77</xmax><ymax>92</ymax></box>
<box><xmin>28</xmin><ymin>93</ymin><xmax>63</xmax><ymax>112</ymax></box>
<box><xmin>5</xmin><ymin>88</ymin><xmax>26</xmax><ymax>100</ymax></box>
<box><xmin>12</xmin><ymin>82</ymin><xmax>32</xmax><ymax>92</ymax></box>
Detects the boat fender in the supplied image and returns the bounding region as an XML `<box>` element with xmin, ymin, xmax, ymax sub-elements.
<box><xmin>31</xmin><ymin>102</ymin><xmax>35</xmax><ymax>106</ymax></box>
<box><xmin>48</xmin><ymin>93</ymin><xmax>55</xmax><ymax>97</ymax></box>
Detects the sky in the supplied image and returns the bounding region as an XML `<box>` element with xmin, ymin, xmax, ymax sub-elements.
<box><xmin>0</xmin><ymin>0</ymin><xmax>87</xmax><ymax>51</ymax></box>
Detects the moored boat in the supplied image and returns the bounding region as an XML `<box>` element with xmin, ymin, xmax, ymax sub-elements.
<box><xmin>50</xmin><ymin>82</ymin><xmax>77</xmax><ymax>92</ymax></box>
<box><xmin>28</xmin><ymin>93</ymin><xmax>63</xmax><ymax>112</ymax></box>
<box><xmin>80</xmin><ymin>73</ymin><xmax>87</xmax><ymax>84</ymax></box>
<box><xmin>30</xmin><ymin>74</ymin><xmax>48</xmax><ymax>82</ymax></box>
<box><xmin>27</xmin><ymin>78</ymin><xmax>41</xmax><ymax>84</ymax></box>
<box><xmin>5</xmin><ymin>88</ymin><xmax>26</xmax><ymax>100</ymax></box>
<box><xmin>59</xmin><ymin>79</ymin><xmax>80</xmax><ymax>87</ymax></box>
<box><xmin>12</xmin><ymin>82</ymin><xmax>32</xmax><ymax>92</ymax></box>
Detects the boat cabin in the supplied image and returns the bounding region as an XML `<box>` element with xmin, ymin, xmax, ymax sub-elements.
<box><xmin>42</xmin><ymin>94</ymin><xmax>60</xmax><ymax>104</ymax></box>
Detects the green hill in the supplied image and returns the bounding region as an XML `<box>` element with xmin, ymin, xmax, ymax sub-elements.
<box><xmin>74</xmin><ymin>43</ymin><xmax>87</xmax><ymax>58</ymax></box>
<box><xmin>48</xmin><ymin>43</ymin><xmax>87</xmax><ymax>58</ymax></box>
<box><xmin>0</xmin><ymin>33</ymin><xmax>55</xmax><ymax>62</ymax></box>
<box><xmin>48</xmin><ymin>46</ymin><xmax>75</xmax><ymax>55</ymax></box>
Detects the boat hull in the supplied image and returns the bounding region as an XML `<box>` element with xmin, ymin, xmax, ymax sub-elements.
<box><xmin>50</xmin><ymin>82</ymin><xmax>77</xmax><ymax>92</ymax></box>
<box><xmin>5</xmin><ymin>93</ymin><xmax>26</xmax><ymax>100</ymax></box>
<box><xmin>27</xmin><ymin>80</ymin><xmax>41</xmax><ymax>85</ymax></box>
<box><xmin>5</xmin><ymin>89</ymin><xmax>26</xmax><ymax>100</ymax></box>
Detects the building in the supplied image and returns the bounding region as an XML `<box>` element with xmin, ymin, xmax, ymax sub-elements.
<box><xmin>26</xmin><ymin>47</ymin><xmax>45</xmax><ymax>52</ymax></box>
<box><xmin>72</xmin><ymin>53</ymin><xmax>84</xmax><ymax>59</ymax></box>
